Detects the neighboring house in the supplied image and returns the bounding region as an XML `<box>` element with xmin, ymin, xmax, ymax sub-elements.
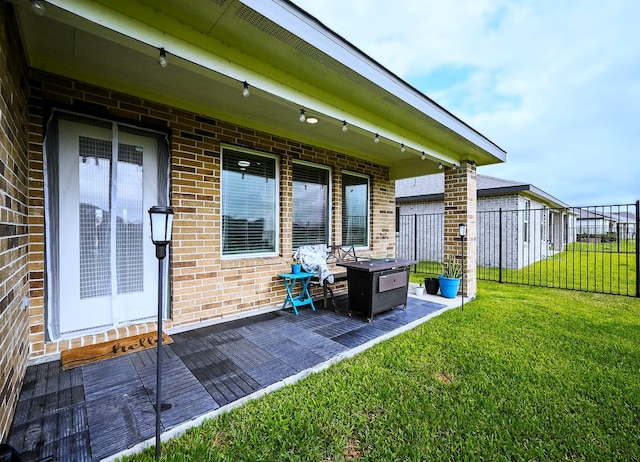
<box><xmin>396</xmin><ymin>174</ymin><xmax>573</xmax><ymax>269</ymax></box>
<box><xmin>0</xmin><ymin>0</ymin><xmax>506</xmax><ymax>439</ymax></box>
<box><xmin>576</xmin><ymin>208</ymin><xmax>637</xmax><ymax>241</ymax></box>
<box><xmin>575</xmin><ymin>208</ymin><xmax>617</xmax><ymax>239</ymax></box>
<box><xmin>611</xmin><ymin>210</ymin><xmax>637</xmax><ymax>240</ymax></box>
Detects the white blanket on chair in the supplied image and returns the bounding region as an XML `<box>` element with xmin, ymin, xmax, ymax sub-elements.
<box><xmin>294</xmin><ymin>245</ymin><xmax>334</xmax><ymax>286</ymax></box>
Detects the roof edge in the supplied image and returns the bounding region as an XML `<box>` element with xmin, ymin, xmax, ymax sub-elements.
<box><xmin>246</xmin><ymin>0</ymin><xmax>507</xmax><ymax>160</ymax></box>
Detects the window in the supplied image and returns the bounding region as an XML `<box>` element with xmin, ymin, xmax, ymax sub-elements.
<box><xmin>222</xmin><ymin>147</ymin><xmax>278</xmax><ymax>256</ymax></box>
<box><xmin>342</xmin><ymin>172</ymin><xmax>369</xmax><ymax>247</ymax></box>
<box><xmin>523</xmin><ymin>200</ymin><xmax>531</xmax><ymax>243</ymax></box>
<box><xmin>292</xmin><ymin>162</ymin><xmax>330</xmax><ymax>248</ymax></box>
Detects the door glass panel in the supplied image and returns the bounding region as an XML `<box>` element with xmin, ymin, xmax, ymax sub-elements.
<box><xmin>78</xmin><ymin>136</ymin><xmax>112</xmax><ymax>299</ymax></box>
<box><xmin>116</xmin><ymin>143</ymin><xmax>144</xmax><ymax>294</ymax></box>
<box><xmin>52</xmin><ymin>114</ymin><xmax>165</xmax><ymax>339</ymax></box>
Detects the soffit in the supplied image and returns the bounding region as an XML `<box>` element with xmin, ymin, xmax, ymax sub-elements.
<box><xmin>11</xmin><ymin>0</ymin><xmax>506</xmax><ymax>179</ymax></box>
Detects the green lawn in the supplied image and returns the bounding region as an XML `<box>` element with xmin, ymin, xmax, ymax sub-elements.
<box><xmin>412</xmin><ymin>240</ymin><xmax>637</xmax><ymax>296</ymax></box>
<box><xmin>478</xmin><ymin>242</ymin><xmax>637</xmax><ymax>296</ymax></box>
<box><xmin>124</xmin><ymin>282</ymin><xmax>640</xmax><ymax>461</ymax></box>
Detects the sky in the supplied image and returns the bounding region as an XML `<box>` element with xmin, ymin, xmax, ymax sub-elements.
<box><xmin>292</xmin><ymin>0</ymin><xmax>640</xmax><ymax>207</ymax></box>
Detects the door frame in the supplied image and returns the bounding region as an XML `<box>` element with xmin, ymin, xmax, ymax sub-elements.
<box><xmin>43</xmin><ymin>109</ymin><xmax>172</xmax><ymax>341</ymax></box>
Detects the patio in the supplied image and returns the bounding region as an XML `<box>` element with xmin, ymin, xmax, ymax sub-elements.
<box><xmin>7</xmin><ymin>293</ymin><xmax>455</xmax><ymax>462</ymax></box>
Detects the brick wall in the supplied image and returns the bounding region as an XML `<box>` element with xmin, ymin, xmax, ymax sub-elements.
<box><xmin>27</xmin><ymin>70</ymin><xmax>394</xmax><ymax>359</ymax></box>
<box><xmin>0</xmin><ymin>1</ymin><xmax>31</xmax><ymax>442</ymax></box>
<box><xmin>443</xmin><ymin>161</ymin><xmax>477</xmax><ymax>297</ymax></box>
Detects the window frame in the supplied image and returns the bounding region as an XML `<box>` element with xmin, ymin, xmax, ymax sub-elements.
<box><xmin>341</xmin><ymin>170</ymin><xmax>370</xmax><ymax>249</ymax></box>
<box><xmin>220</xmin><ymin>145</ymin><xmax>280</xmax><ymax>259</ymax></box>
<box><xmin>523</xmin><ymin>199</ymin><xmax>531</xmax><ymax>243</ymax></box>
<box><xmin>292</xmin><ymin>160</ymin><xmax>332</xmax><ymax>250</ymax></box>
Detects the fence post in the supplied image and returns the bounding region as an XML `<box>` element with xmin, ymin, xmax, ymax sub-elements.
<box><xmin>499</xmin><ymin>208</ymin><xmax>503</xmax><ymax>283</ymax></box>
<box><xmin>635</xmin><ymin>201</ymin><xmax>640</xmax><ymax>298</ymax></box>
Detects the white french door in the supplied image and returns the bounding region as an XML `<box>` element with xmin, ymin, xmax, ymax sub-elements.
<box><xmin>56</xmin><ymin>118</ymin><xmax>161</xmax><ymax>337</ymax></box>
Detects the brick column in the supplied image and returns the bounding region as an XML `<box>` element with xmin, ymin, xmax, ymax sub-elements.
<box><xmin>443</xmin><ymin>161</ymin><xmax>477</xmax><ymax>298</ymax></box>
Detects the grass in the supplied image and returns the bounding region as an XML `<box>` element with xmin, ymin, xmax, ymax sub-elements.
<box><xmin>123</xmin><ymin>282</ymin><xmax>640</xmax><ymax>461</ymax></box>
<box><xmin>478</xmin><ymin>241</ymin><xmax>637</xmax><ymax>296</ymax></box>
<box><xmin>411</xmin><ymin>240</ymin><xmax>637</xmax><ymax>295</ymax></box>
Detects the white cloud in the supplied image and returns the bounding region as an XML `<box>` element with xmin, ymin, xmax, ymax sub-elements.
<box><xmin>293</xmin><ymin>0</ymin><xmax>640</xmax><ymax>206</ymax></box>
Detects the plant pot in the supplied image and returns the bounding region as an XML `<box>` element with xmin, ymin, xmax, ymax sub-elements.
<box><xmin>425</xmin><ymin>277</ymin><xmax>440</xmax><ymax>295</ymax></box>
<box><xmin>414</xmin><ymin>286</ymin><xmax>425</xmax><ymax>296</ymax></box>
<box><xmin>438</xmin><ymin>275</ymin><xmax>461</xmax><ymax>299</ymax></box>
<box><xmin>291</xmin><ymin>263</ymin><xmax>301</xmax><ymax>274</ymax></box>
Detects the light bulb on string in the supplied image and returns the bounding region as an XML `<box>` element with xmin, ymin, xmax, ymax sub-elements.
<box><xmin>374</xmin><ymin>133</ymin><xmax>380</xmax><ymax>143</ymax></box>
<box><xmin>158</xmin><ymin>48</ymin><xmax>168</xmax><ymax>67</ymax></box>
<box><xmin>31</xmin><ymin>0</ymin><xmax>46</xmax><ymax>15</ymax></box>
<box><xmin>342</xmin><ymin>121</ymin><xmax>348</xmax><ymax>132</ymax></box>
<box><xmin>299</xmin><ymin>109</ymin><xmax>306</xmax><ymax>123</ymax></box>
<box><xmin>242</xmin><ymin>81</ymin><xmax>250</xmax><ymax>97</ymax></box>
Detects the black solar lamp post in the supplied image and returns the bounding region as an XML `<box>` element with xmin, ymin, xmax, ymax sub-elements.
<box><xmin>459</xmin><ymin>223</ymin><xmax>467</xmax><ymax>311</ymax></box>
<box><xmin>148</xmin><ymin>205</ymin><xmax>174</xmax><ymax>460</ymax></box>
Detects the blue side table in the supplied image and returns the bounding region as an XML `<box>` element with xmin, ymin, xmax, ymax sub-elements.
<box><xmin>278</xmin><ymin>272</ymin><xmax>316</xmax><ymax>315</ymax></box>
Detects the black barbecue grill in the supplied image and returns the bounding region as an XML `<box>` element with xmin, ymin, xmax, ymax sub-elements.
<box><xmin>337</xmin><ymin>258</ymin><xmax>417</xmax><ymax>322</ymax></box>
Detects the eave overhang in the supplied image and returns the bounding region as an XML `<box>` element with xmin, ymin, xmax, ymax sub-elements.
<box><xmin>10</xmin><ymin>0</ymin><xmax>506</xmax><ymax>179</ymax></box>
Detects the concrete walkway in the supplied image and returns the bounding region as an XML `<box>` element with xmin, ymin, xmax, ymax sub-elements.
<box><xmin>7</xmin><ymin>290</ymin><xmax>459</xmax><ymax>461</ymax></box>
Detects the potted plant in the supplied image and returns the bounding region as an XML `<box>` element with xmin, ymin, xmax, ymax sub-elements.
<box><xmin>291</xmin><ymin>259</ymin><xmax>302</xmax><ymax>274</ymax></box>
<box><xmin>438</xmin><ymin>258</ymin><xmax>462</xmax><ymax>298</ymax></box>
<box><xmin>414</xmin><ymin>283</ymin><xmax>425</xmax><ymax>296</ymax></box>
<box><xmin>424</xmin><ymin>276</ymin><xmax>440</xmax><ymax>295</ymax></box>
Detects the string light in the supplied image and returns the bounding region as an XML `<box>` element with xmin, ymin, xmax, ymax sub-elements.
<box><xmin>421</xmin><ymin>152</ymin><xmax>426</xmax><ymax>160</ymax></box>
<box><xmin>31</xmin><ymin>0</ymin><xmax>46</xmax><ymax>15</ymax></box>
<box><xmin>242</xmin><ymin>81</ymin><xmax>250</xmax><ymax>97</ymax></box>
<box><xmin>400</xmin><ymin>143</ymin><xmax>405</xmax><ymax>152</ymax></box>
<box><xmin>299</xmin><ymin>108</ymin><xmax>306</xmax><ymax>123</ymax></box>
<box><xmin>438</xmin><ymin>162</ymin><xmax>443</xmax><ymax>170</ymax></box>
<box><xmin>158</xmin><ymin>48</ymin><xmax>168</xmax><ymax>67</ymax></box>
<box><xmin>374</xmin><ymin>133</ymin><xmax>380</xmax><ymax>143</ymax></box>
<box><xmin>342</xmin><ymin>121</ymin><xmax>348</xmax><ymax>132</ymax></box>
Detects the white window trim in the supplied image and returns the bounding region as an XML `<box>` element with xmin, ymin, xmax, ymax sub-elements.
<box><xmin>220</xmin><ymin>144</ymin><xmax>280</xmax><ymax>259</ymax></box>
<box><xmin>523</xmin><ymin>199</ymin><xmax>531</xmax><ymax>244</ymax></box>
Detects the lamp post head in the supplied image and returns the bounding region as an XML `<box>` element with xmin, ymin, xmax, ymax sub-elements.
<box><xmin>459</xmin><ymin>223</ymin><xmax>467</xmax><ymax>238</ymax></box>
<box><xmin>149</xmin><ymin>206</ymin><xmax>174</xmax><ymax>258</ymax></box>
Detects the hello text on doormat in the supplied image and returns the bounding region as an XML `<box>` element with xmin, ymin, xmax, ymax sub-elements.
<box><xmin>60</xmin><ymin>331</ymin><xmax>173</xmax><ymax>370</ymax></box>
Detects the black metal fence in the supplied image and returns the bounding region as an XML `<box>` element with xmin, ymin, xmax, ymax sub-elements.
<box><xmin>397</xmin><ymin>202</ymin><xmax>639</xmax><ymax>297</ymax></box>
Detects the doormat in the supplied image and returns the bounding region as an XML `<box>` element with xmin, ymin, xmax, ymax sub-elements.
<box><xmin>60</xmin><ymin>331</ymin><xmax>173</xmax><ymax>370</ymax></box>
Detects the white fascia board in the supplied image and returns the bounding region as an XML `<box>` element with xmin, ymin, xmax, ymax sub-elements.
<box><xmin>243</xmin><ymin>0</ymin><xmax>506</xmax><ymax>159</ymax></box>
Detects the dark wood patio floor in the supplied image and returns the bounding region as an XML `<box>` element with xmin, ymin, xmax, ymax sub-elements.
<box><xmin>7</xmin><ymin>296</ymin><xmax>446</xmax><ymax>461</ymax></box>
